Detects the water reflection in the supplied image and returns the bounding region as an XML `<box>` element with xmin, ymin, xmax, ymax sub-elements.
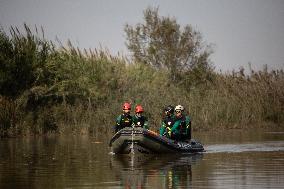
<box><xmin>198</xmin><ymin>152</ymin><xmax>284</xmax><ymax>189</ymax></box>
<box><xmin>0</xmin><ymin>129</ymin><xmax>283</xmax><ymax>188</ymax></box>
<box><xmin>110</xmin><ymin>153</ymin><xmax>203</xmax><ymax>188</ymax></box>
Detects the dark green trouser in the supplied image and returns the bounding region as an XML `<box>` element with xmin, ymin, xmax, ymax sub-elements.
<box><xmin>179</xmin><ymin>131</ymin><xmax>191</xmax><ymax>142</ymax></box>
<box><xmin>170</xmin><ymin>132</ymin><xmax>181</xmax><ymax>141</ymax></box>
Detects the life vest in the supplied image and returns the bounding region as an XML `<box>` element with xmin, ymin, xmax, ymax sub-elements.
<box><xmin>177</xmin><ymin>116</ymin><xmax>187</xmax><ymax>134</ymax></box>
<box><xmin>117</xmin><ymin>114</ymin><xmax>133</xmax><ymax>128</ymax></box>
<box><xmin>163</xmin><ymin>115</ymin><xmax>176</xmax><ymax>128</ymax></box>
<box><xmin>133</xmin><ymin>115</ymin><xmax>147</xmax><ymax>128</ymax></box>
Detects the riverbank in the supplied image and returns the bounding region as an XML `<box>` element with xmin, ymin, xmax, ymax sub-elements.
<box><xmin>1</xmin><ymin>121</ymin><xmax>283</xmax><ymax>139</ymax></box>
<box><xmin>0</xmin><ymin>27</ymin><xmax>283</xmax><ymax>138</ymax></box>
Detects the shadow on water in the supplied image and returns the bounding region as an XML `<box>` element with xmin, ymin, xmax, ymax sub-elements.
<box><xmin>110</xmin><ymin>153</ymin><xmax>203</xmax><ymax>188</ymax></box>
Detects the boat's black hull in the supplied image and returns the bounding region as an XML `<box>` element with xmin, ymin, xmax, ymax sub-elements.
<box><xmin>109</xmin><ymin>127</ymin><xmax>204</xmax><ymax>154</ymax></box>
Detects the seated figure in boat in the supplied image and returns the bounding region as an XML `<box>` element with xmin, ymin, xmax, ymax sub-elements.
<box><xmin>114</xmin><ymin>102</ymin><xmax>133</xmax><ymax>133</ymax></box>
<box><xmin>159</xmin><ymin>105</ymin><xmax>176</xmax><ymax>137</ymax></box>
<box><xmin>171</xmin><ymin>105</ymin><xmax>192</xmax><ymax>142</ymax></box>
<box><xmin>132</xmin><ymin>105</ymin><xmax>149</xmax><ymax>129</ymax></box>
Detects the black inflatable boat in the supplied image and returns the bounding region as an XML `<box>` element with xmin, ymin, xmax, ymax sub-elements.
<box><xmin>109</xmin><ymin>127</ymin><xmax>204</xmax><ymax>154</ymax></box>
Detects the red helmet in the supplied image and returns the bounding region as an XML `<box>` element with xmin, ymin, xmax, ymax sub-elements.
<box><xmin>135</xmin><ymin>105</ymin><xmax>144</xmax><ymax>113</ymax></box>
<box><xmin>122</xmin><ymin>102</ymin><xmax>131</xmax><ymax>110</ymax></box>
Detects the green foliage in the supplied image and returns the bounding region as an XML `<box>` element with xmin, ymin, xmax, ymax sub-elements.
<box><xmin>0</xmin><ymin>96</ymin><xmax>16</xmax><ymax>137</ymax></box>
<box><xmin>0</xmin><ymin>24</ymin><xmax>283</xmax><ymax>137</ymax></box>
<box><xmin>0</xmin><ymin>24</ymin><xmax>53</xmax><ymax>98</ymax></box>
<box><xmin>124</xmin><ymin>7</ymin><xmax>213</xmax><ymax>81</ymax></box>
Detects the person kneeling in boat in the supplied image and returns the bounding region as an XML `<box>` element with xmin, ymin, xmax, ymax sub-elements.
<box><xmin>160</xmin><ymin>105</ymin><xmax>176</xmax><ymax>138</ymax></box>
<box><xmin>170</xmin><ymin>105</ymin><xmax>192</xmax><ymax>142</ymax></box>
<box><xmin>114</xmin><ymin>102</ymin><xmax>133</xmax><ymax>133</ymax></box>
<box><xmin>132</xmin><ymin>105</ymin><xmax>149</xmax><ymax>129</ymax></box>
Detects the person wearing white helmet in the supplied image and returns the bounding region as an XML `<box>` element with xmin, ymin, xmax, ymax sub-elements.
<box><xmin>167</xmin><ymin>105</ymin><xmax>191</xmax><ymax>141</ymax></box>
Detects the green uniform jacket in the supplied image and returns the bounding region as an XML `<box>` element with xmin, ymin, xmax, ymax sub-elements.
<box><xmin>159</xmin><ymin>115</ymin><xmax>176</xmax><ymax>136</ymax></box>
<box><xmin>132</xmin><ymin>115</ymin><xmax>149</xmax><ymax>129</ymax></box>
<box><xmin>171</xmin><ymin>115</ymin><xmax>191</xmax><ymax>135</ymax></box>
<box><xmin>115</xmin><ymin>114</ymin><xmax>133</xmax><ymax>133</ymax></box>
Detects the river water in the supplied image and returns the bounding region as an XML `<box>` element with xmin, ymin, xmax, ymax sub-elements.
<box><xmin>0</xmin><ymin>129</ymin><xmax>284</xmax><ymax>188</ymax></box>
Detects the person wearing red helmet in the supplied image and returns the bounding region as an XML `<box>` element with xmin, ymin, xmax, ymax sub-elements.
<box><xmin>132</xmin><ymin>105</ymin><xmax>149</xmax><ymax>129</ymax></box>
<box><xmin>114</xmin><ymin>102</ymin><xmax>133</xmax><ymax>133</ymax></box>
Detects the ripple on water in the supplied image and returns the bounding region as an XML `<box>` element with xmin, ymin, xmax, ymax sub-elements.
<box><xmin>205</xmin><ymin>141</ymin><xmax>284</xmax><ymax>153</ymax></box>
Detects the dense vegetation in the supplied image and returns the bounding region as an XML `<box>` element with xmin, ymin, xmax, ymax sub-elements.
<box><xmin>1</xmin><ymin>10</ymin><xmax>283</xmax><ymax>137</ymax></box>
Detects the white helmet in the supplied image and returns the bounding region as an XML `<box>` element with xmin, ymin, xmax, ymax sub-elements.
<box><xmin>175</xmin><ymin>105</ymin><xmax>184</xmax><ymax>111</ymax></box>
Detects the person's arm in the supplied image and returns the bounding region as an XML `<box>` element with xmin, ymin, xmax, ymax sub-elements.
<box><xmin>114</xmin><ymin>115</ymin><xmax>122</xmax><ymax>132</ymax></box>
<box><xmin>143</xmin><ymin>117</ymin><xmax>149</xmax><ymax>129</ymax></box>
<box><xmin>185</xmin><ymin>116</ymin><xmax>191</xmax><ymax>127</ymax></box>
<box><xmin>159</xmin><ymin>122</ymin><xmax>166</xmax><ymax>135</ymax></box>
<box><xmin>171</xmin><ymin>119</ymin><xmax>181</xmax><ymax>133</ymax></box>
<box><xmin>116</xmin><ymin>115</ymin><xmax>122</xmax><ymax>125</ymax></box>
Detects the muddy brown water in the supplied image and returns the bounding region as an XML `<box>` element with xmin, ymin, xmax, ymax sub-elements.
<box><xmin>0</xmin><ymin>129</ymin><xmax>284</xmax><ymax>188</ymax></box>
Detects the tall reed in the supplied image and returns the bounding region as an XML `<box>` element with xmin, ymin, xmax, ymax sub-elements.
<box><xmin>0</xmin><ymin>25</ymin><xmax>283</xmax><ymax>137</ymax></box>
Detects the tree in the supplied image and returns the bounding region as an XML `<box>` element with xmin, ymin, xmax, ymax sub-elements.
<box><xmin>125</xmin><ymin>7</ymin><xmax>213</xmax><ymax>81</ymax></box>
<box><xmin>0</xmin><ymin>25</ymin><xmax>52</xmax><ymax>98</ymax></box>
